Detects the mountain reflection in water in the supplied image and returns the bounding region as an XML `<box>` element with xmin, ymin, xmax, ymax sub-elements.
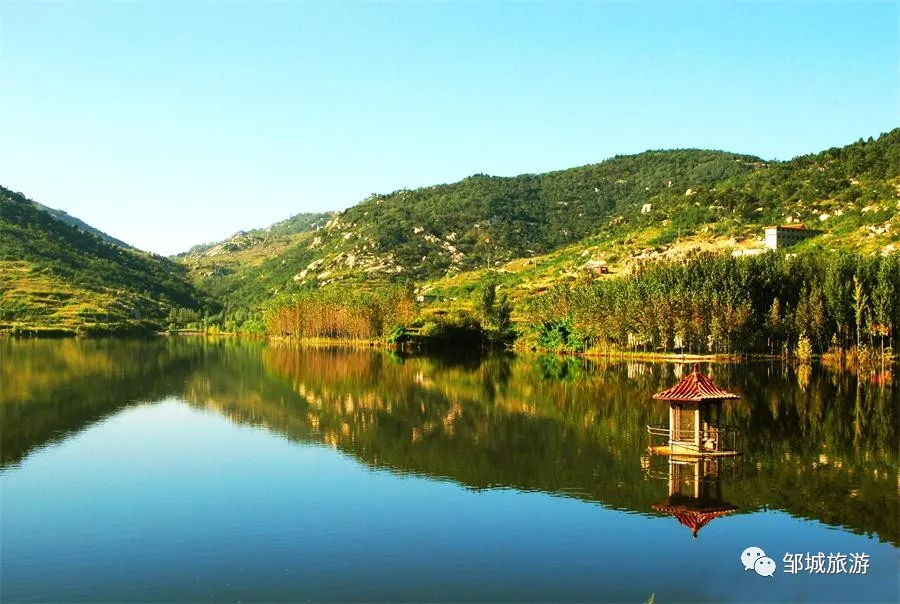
<box><xmin>1</xmin><ymin>338</ymin><xmax>897</xmax><ymax>546</ymax></box>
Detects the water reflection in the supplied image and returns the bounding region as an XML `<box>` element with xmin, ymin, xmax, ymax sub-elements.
<box><xmin>0</xmin><ymin>338</ymin><xmax>199</xmax><ymax>467</ymax></box>
<box><xmin>648</xmin><ymin>457</ymin><xmax>738</xmax><ymax>539</ymax></box>
<box><xmin>1</xmin><ymin>338</ymin><xmax>897</xmax><ymax>545</ymax></box>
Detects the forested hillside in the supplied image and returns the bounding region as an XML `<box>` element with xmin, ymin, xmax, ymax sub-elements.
<box><xmin>182</xmin><ymin>129</ymin><xmax>899</xmax><ymax>331</ymax></box>
<box><xmin>288</xmin><ymin>129</ymin><xmax>898</xmax><ymax>280</ymax></box>
<box><xmin>0</xmin><ymin>187</ymin><xmax>202</xmax><ymax>335</ymax></box>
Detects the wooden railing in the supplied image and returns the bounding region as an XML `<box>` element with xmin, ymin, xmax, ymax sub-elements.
<box><xmin>647</xmin><ymin>424</ymin><xmax>740</xmax><ymax>454</ymax></box>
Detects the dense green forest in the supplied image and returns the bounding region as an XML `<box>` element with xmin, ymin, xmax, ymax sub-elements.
<box><xmin>520</xmin><ymin>251</ymin><xmax>899</xmax><ymax>357</ymax></box>
<box><xmin>0</xmin><ymin>186</ymin><xmax>202</xmax><ymax>335</ymax></box>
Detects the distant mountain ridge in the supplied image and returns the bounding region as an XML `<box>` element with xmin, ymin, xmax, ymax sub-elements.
<box><xmin>176</xmin><ymin>211</ymin><xmax>334</xmax><ymax>259</ymax></box>
<box><xmin>17</xmin><ymin>192</ymin><xmax>133</xmax><ymax>249</ymax></box>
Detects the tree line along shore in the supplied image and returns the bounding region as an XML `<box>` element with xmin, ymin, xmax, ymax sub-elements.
<box><xmin>252</xmin><ymin>250</ymin><xmax>898</xmax><ymax>364</ymax></box>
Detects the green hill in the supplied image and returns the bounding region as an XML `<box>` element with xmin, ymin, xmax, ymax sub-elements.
<box><xmin>176</xmin><ymin>211</ymin><xmax>334</xmax><ymax>325</ymax></box>
<box><xmin>0</xmin><ymin>186</ymin><xmax>202</xmax><ymax>336</ymax></box>
<box><xmin>183</xmin><ymin>129</ymin><xmax>899</xmax><ymax>325</ymax></box>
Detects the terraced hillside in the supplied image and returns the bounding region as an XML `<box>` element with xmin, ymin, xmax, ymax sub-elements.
<box><xmin>0</xmin><ymin>187</ymin><xmax>202</xmax><ymax>335</ymax></box>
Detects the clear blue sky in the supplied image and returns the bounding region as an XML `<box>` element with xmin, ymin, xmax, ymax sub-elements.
<box><xmin>1</xmin><ymin>2</ymin><xmax>897</xmax><ymax>255</ymax></box>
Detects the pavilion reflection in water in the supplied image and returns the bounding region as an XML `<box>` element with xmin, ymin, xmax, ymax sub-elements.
<box><xmin>647</xmin><ymin>456</ymin><xmax>738</xmax><ymax>539</ymax></box>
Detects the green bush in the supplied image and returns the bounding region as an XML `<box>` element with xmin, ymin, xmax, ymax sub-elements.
<box><xmin>537</xmin><ymin>318</ymin><xmax>586</xmax><ymax>353</ymax></box>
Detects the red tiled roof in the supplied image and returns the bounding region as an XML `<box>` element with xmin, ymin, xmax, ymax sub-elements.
<box><xmin>652</xmin><ymin>365</ymin><xmax>739</xmax><ymax>403</ymax></box>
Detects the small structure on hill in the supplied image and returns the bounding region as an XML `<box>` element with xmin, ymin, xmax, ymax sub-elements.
<box><xmin>764</xmin><ymin>224</ymin><xmax>821</xmax><ymax>250</ymax></box>
<box><xmin>647</xmin><ymin>365</ymin><xmax>740</xmax><ymax>457</ymax></box>
<box><xmin>584</xmin><ymin>259</ymin><xmax>609</xmax><ymax>275</ymax></box>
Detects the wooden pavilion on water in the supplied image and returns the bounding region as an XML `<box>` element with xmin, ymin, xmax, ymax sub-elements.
<box><xmin>647</xmin><ymin>364</ymin><xmax>741</xmax><ymax>457</ymax></box>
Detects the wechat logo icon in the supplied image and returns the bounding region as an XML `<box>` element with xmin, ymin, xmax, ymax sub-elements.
<box><xmin>741</xmin><ymin>546</ymin><xmax>776</xmax><ymax>577</ymax></box>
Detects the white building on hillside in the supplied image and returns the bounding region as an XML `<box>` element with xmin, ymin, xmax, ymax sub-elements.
<box><xmin>764</xmin><ymin>224</ymin><xmax>821</xmax><ymax>250</ymax></box>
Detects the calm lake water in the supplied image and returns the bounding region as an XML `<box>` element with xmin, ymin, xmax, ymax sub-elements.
<box><xmin>1</xmin><ymin>338</ymin><xmax>897</xmax><ymax>603</ymax></box>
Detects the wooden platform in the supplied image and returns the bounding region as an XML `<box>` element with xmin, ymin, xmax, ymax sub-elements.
<box><xmin>648</xmin><ymin>445</ymin><xmax>741</xmax><ymax>458</ymax></box>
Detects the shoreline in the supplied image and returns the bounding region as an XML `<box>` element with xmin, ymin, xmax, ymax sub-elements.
<box><xmin>186</xmin><ymin>334</ymin><xmax>900</xmax><ymax>366</ymax></box>
<box><xmin>3</xmin><ymin>329</ymin><xmax>896</xmax><ymax>366</ymax></box>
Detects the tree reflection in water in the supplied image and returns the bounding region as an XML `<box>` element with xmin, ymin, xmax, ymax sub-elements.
<box><xmin>1</xmin><ymin>338</ymin><xmax>896</xmax><ymax>544</ymax></box>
